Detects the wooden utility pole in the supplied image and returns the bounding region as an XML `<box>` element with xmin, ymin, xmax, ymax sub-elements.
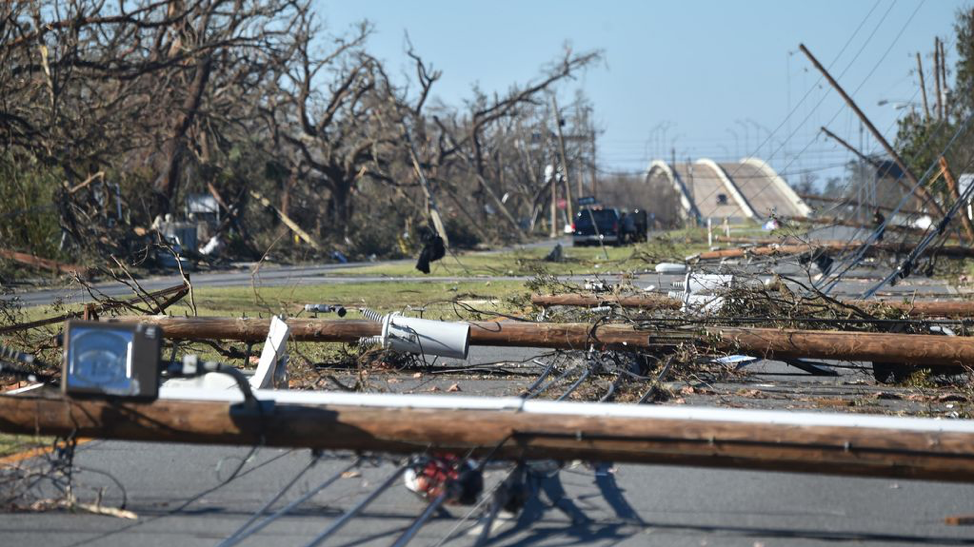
<box><xmin>938</xmin><ymin>156</ymin><xmax>974</xmax><ymax>243</ymax></box>
<box><xmin>779</xmin><ymin>214</ymin><xmax>959</xmax><ymax>239</ymax></box>
<box><xmin>819</xmin><ymin>126</ymin><xmax>927</xmax><ymax>213</ymax></box>
<box><xmin>120</xmin><ymin>316</ymin><xmax>974</xmax><ymax>367</ymax></box>
<box><xmin>551</xmin><ymin>95</ymin><xmax>574</xmax><ymax>223</ymax></box>
<box><xmin>820</xmin><ymin>126</ymin><xmax>882</xmax><ymax>169</ymax></box>
<box><xmin>590</xmin><ymin>121</ymin><xmax>598</xmax><ymax>200</ymax></box>
<box><xmin>531</xmin><ymin>293</ymin><xmax>974</xmax><ymax>319</ymax></box>
<box><xmin>692</xmin><ymin>238</ymin><xmax>974</xmax><ymax>260</ymax></box>
<box><xmin>940</xmin><ymin>37</ymin><xmax>949</xmax><ymax>112</ymax></box>
<box><xmin>550</xmin><ymin>162</ymin><xmax>558</xmax><ymax>238</ymax></box>
<box><xmin>0</xmin><ymin>283</ymin><xmax>187</xmax><ymax>335</ymax></box>
<box><xmin>800</xmin><ymin>44</ymin><xmax>944</xmax><ymax>217</ymax></box>
<box><xmin>916</xmin><ymin>52</ymin><xmax>931</xmax><ymax>121</ymax></box>
<box><xmin>935</xmin><ymin>38</ymin><xmax>944</xmax><ymax>120</ymax></box>
<box><xmin>5</xmin><ymin>393</ymin><xmax>974</xmax><ymax>483</ymax></box>
<box><xmin>250</xmin><ymin>191</ymin><xmax>323</xmax><ymax>251</ymax></box>
<box><xmin>574</xmin><ymin>104</ymin><xmax>585</xmax><ymax>198</ymax></box>
<box><xmin>531</xmin><ymin>294</ymin><xmax>684</xmax><ymax>310</ymax></box>
<box><xmin>799</xmin><ymin>192</ymin><xmax>926</xmax><ymax>217</ymax></box>
<box><xmin>0</xmin><ymin>249</ymin><xmax>89</xmax><ymax>278</ymax></box>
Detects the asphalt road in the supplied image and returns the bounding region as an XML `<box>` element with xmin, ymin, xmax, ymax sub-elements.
<box><xmin>6</xmin><ymin>439</ymin><xmax>974</xmax><ymax>547</ymax></box>
<box><xmin>4</xmin><ymin>342</ymin><xmax>974</xmax><ymax>547</ymax></box>
<box><xmin>3</xmin><ymin>235</ymin><xmax>972</xmax><ymax>545</ymax></box>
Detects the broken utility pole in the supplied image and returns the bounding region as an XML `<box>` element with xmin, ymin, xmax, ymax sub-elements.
<box><xmin>249</xmin><ymin>190</ymin><xmax>322</xmax><ymax>251</ymax></box>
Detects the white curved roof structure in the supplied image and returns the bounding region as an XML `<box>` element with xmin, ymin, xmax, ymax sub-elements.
<box><xmin>645</xmin><ymin>157</ymin><xmax>810</xmax><ymax>223</ymax></box>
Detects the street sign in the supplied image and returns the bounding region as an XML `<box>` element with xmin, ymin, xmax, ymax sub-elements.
<box><xmin>578</xmin><ymin>196</ymin><xmax>597</xmax><ymax>206</ymax></box>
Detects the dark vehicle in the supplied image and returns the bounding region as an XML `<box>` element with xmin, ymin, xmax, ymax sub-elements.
<box><xmin>572</xmin><ymin>208</ymin><xmax>621</xmax><ymax>246</ymax></box>
<box><xmin>621</xmin><ymin>209</ymin><xmax>649</xmax><ymax>243</ymax></box>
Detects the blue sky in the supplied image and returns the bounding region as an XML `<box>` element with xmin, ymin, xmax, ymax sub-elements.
<box><xmin>318</xmin><ymin>1</ymin><xmax>967</xmax><ymax>184</ymax></box>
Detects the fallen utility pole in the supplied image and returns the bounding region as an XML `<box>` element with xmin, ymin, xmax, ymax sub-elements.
<box><xmin>118</xmin><ymin>316</ymin><xmax>974</xmax><ymax>366</ymax></box>
<box><xmin>712</xmin><ymin>327</ymin><xmax>974</xmax><ymax>366</ymax></box>
<box><xmin>799</xmin><ymin>191</ymin><xmax>926</xmax><ymax>217</ymax></box>
<box><xmin>249</xmin><ymin>190</ymin><xmax>322</xmax><ymax>251</ymax></box>
<box><xmin>781</xmin><ymin>215</ymin><xmax>957</xmax><ymax>240</ymax></box>
<box><xmin>4</xmin><ymin>391</ymin><xmax>974</xmax><ymax>483</ymax></box>
<box><xmin>0</xmin><ymin>249</ymin><xmax>89</xmax><ymax>278</ymax></box>
<box><xmin>0</xmin><ymin>282</ymin><xmax>188</xmax><ymax>334</ymax></box>
<box><xmin>691</xmin><ymin>240</ymin><xmax>974</xmax><ymax>261</ymax></box>
<box><xmin>528</xmin><ymin>294</ymin><xmax>683</xmax><ymax>310</ymax></box>
<box><xmin>692</xmin><ymin>242</ymin><xmax>850</xmax><ymax>261</ymax></box>
<box><xmin>531</xmin><ymin>293</ymin><xmax>974</xmax><ymax>319</ymax></box>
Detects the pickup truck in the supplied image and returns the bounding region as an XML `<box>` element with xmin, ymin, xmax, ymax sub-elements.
<box><xmin>572</xmin><ymin>208</ymin><xmax>621</xmax><ymax>246</ymax></box>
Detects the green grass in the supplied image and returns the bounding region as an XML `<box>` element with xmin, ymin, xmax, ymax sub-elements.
<box><xmin>164</xmin><ymin>280</ymin><xmax>530</xmax><ymax>320</ymax></box>
<box><xmin>7</xmin><ymin>280</ymin><xmax>532</xmax><ymax>326</ymax></box>
<box><xmin>0</xmin><ymin>433</ymin><xmax>51</xmax><ymax>459</ymax></box>
<box><xmin>331</xmin><ymin>236</ymin><xmax>712</xmax><ymax>278</ymax></box>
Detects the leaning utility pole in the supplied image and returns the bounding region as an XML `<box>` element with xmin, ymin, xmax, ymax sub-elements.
<box><xmin>820</xmin><ymin>126</ymin><xmax>922</xmax><ymax>203</ymax></box>
<box><xmin>551</xmin><ymin>94</ymin><xmax>574</xmax><ymax>223</ymax></box>
<box><xmin>820</xmin><ymin>127</ymin><xmax>881</xmax><ymax>169</ymax></box>
<box><xmin>800</xmin><ymin>44</ymin><xmax>944</xmax><ymax>217</ymax></box>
